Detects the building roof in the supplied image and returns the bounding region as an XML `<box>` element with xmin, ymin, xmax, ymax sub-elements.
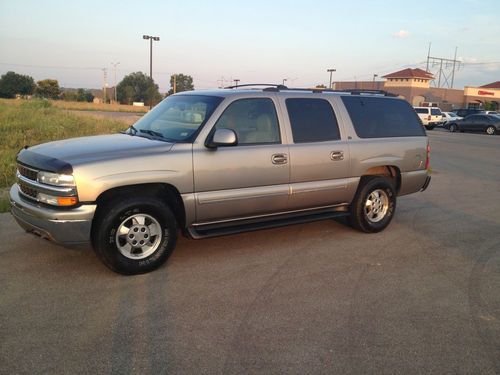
<box><xmin>480</xmin><ymin>81</ymin><xmax>500</xmax><ymax>89</ymax></box>
<box><xmin>382</xmin><ymin>68</ymin><xmax>434</xmax><ymax>80</ymax></box>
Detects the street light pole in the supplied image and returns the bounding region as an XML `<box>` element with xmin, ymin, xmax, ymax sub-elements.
<box><xmin>373</xmin><ymin>74</ymin><xmax>378</xmax><ymax>89</ymax></box>
<box><xmin>111</xmin><ymin>62</ymin><xmax>120</xmax><ymax>103</ymax></box>
<box><xmin>234</xmin><ymin>79</ymin><xmax>240</xmax><ymax>87</ymax></box>
<box><xmin>142</xmin><ymin>35</ymin><xmax>160</xmax><ymax>108</ymax></box>
<box><xmin>282</xmin><ymin>78</ymin><xmax>287</xmax><ymax>86</ymax></box>
<box><xmin>327</xmin><ymin>68</ymin><xmax>336</xmax><ymax>89</ymax></box>
<box><xmin>142</xmin><ymin>35</ymin><xmax>160</xmax><ymax>79</ymax></box>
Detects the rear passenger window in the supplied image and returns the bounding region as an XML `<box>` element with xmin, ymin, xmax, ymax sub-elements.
<box><xmin>415</xmin><ymin>108</ymin><xmax>427</xmax><ymax>114</ymax></box>
<box><xmin>342</xmin><ymin>96</ymin><xmax>426</xmax><ymax>138</ymax></box>
<box><xmin>286</xmin><ymin>99</ymin><xmax>340</xmax><ymax>143</ymax></box>
<box><xmin>431</xmin><ymin>108</ymin><xmax>442</xmax><ymax>115</ymax></box>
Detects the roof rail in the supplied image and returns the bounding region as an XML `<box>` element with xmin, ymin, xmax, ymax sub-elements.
<box><xmin>223</xmin><ymin>84</ymin><xmax>397</xmax><ymax>97</ymax></box>
<box><xmin>224</xmin><ymin>83</ymin><xmax>288</xmax><ymax>90</ymax></box>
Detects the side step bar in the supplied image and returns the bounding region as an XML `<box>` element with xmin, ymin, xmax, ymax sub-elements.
<box><xmin>187</xmin><ymin>208</ymin><xmax>350</xmax><ymax>239</ymax></box>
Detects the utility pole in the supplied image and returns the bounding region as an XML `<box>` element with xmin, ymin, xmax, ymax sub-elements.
<box><xmin>425</xmin><ymin>45</ymin><xmax>461</xmax><ymax>88</ymax></box>
<box><xmin>426</xmin><ymin>42</ymin><xmax>431</xmax><ymax>72</ymax></box>
<box><xmin>234</xmin><ymin>78</ymin><xmax>240</xmax><ymax>87</ymax></box>
<box><xmin>173</xmin><ymin>74</ymin><xmax>177</xmax><ymax>94</ymax></box>
<box><xmin>373</xmin><ymin>74</ymin><xmax>378</xmax><ymax>89</ymax></box>
<box><xmin>327</xmin><ymin>68</ymin><xmax>336</xmax><ymax>89</ymax></box>
<box><xmin>451</xmin><ymin>46</ymin><xmax>458</xmax><ymax>88</ymax></box>
<box><xmin>102</xmin><ymin>68</ymin><xmax>107</xmax><ymax>103</ymax></box>
<box><xmin>111</xmin><ymin>62</ymin><xmax>120</xmax><ymax>103</ymax></box>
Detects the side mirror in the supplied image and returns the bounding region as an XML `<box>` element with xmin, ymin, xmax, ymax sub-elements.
<box><xmin>205</xmin><ymin>128</ymin><xmax>238</xmax><ymax>148</ymax></box>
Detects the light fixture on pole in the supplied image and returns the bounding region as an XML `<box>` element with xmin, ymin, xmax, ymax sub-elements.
<box><xmin>373</xmin><ymin>74</ymin><xmax>378</xmax><ymax>88</ymax></box>
<box><xmin>234</xmin><ymin>79</ymin><xmax>240</xmax><ymax>87</ymax></box>
<box><xmin>327</xmin><ymin>69</ymin><xmax>336</xmax><ymax>89</ymax></box>
<box><xmin>111</xmin><ymin>62</ymin><xmax>120</xmax><ymax>103</ymax></box>
<box><xmin>282</xmin><ymin>78</ymin><xmax>288</xmax><ymax>86</ymax></box>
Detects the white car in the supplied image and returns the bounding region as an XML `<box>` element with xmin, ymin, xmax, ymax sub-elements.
<box><xmin>442</xmin><ymin>111</ymin><xmax>463</xmax><ymax>125</ymax></box>
<box><xmin>485</xmin><ymin>111</ymin><xmax>498</xmax><ymax>115</ymax></box>
<box><xmin>414</xmin><ymin>107</ymin><xmax>444</xmax><ymax>130</ymax></box>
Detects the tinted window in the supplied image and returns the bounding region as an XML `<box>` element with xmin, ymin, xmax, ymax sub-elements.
<box><xmin>415</xmin><ymin>108</ymin><xmax>428</xmax><ymax>114</ymax></box>
<box><xmin>286</xmin><ymin>99</ymin><xmax>340</xmax><ymax>143</ymax></box>
<box><xmin>342</xmin><ymin>96</ymin><xmax>426</xmax><ymax>138</ymax></box>
<box><xmin>431</xmin><ymin>108</ymin><xmax>442</xmax><ymax>115</ymax></box>
<box><xmin>214</xmin><ymin>98</ymin><xmax>280</xmax><ymax>145</ymax></box>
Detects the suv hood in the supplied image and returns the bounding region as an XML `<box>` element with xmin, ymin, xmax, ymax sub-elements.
<box><xmin>17</xmin><ymin>134</ymin><xmax>174</xmax><ymax>173</ymax></box>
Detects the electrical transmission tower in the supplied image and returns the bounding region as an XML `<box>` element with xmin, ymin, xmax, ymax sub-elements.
<box><xmin>426</xmin><ymin>44</ymin><xmax>461</xmax><ymax>89</ymax></box>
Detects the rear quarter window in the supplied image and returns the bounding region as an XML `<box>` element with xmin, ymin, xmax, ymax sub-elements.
<box><xmin>415</xmin><ymin>108</ymin><xmax>428</xmax><ymax>114</ymax></box>
<box><xmin>342</xmin><ymin>96</ymin><xmax>426</xmax><ymax>138</ymax></box>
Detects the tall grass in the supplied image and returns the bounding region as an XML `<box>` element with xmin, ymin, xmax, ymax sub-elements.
<box><xmin>0</xmin><ymin>100</ymin><xmax>129</xmax><ymax>211</ymax></box>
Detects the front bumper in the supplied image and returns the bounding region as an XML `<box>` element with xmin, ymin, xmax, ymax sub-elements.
<box><xmin>9</xmin><ymin>184</ymin><xmax>96</xmax><ymax>245</ymax></box>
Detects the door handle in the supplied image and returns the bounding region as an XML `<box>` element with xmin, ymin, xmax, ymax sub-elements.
<box><xmin>272</xmin><ymin>153</ymin><xmax>288</xmax><ymax>164</ymax></box>
<box><xmin>330</xmin><ymin>151</ymin><xmax>344</xmax><ymax>161</ymax></box>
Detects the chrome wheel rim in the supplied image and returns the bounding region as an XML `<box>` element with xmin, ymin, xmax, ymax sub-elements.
<box><xmin>486</xmin><ymin>127</ymin><xmax>495</xmax><ymax>135</ymax></box>
<box><xmin>365</xmin><ymin>189</ymin><xmax>389</xmax><ymax>223</ymax></box>
<box><xmin>115</xmin><ymin>214</ymin><xmax>162</xmax><ymax>259</ymax></box>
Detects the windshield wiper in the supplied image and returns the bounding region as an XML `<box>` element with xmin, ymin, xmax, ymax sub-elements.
<box><xmin>139</xmin><ymin>129</ymin><xmax>163</xmax><ymax>138</ymax></box>
<box><xmin>121</xmin><ymin>125</ymin><xmax>138</xmax><ymax>136</ymax></box>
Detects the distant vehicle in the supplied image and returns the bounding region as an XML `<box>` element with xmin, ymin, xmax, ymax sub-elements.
<box><xmin>485</xmin><ymin>110</ymin><xmax>498</xmax><ymax>115</ymax></box>
<box><xmin>448</xmin><ymin>114</ymin><xmax>500</xmax><ymax>135</ymax></box>
<box><xmin>441</xmin><ymin>111</ymin><xmax>462</xmax><ymax>126</ymax></box>
<box><xmin>413</xmin><ymin>106</ymin><xmax>444</xmax><ymax>130</ymax></box>
<box><xmin>453</xmin><ymin>108</ymin><xmax>485</xmax><ymax>118</ymax></box>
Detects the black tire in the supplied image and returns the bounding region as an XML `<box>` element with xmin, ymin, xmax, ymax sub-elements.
<box><xmin>426</xmin><ymin>125</ymin><xmax>435</xmax><ymax>130</ymax></box>
<box><xmin>92</xmin><ymin>196</ymin><xmax>177</xmax><ymax>275</ymax></box>
<box><xmin>486</xmin><ymin>126</ymin><xmax>496</xmax><ymax>135</ymax></box>
<box><xmin>349</xmin><ymin>176</ymin><xmax>396</xmax><ymax>233</ymax></box>
<box><xmin>449</xmin><ymin>123</ymin><xmax>457</xmax><ymax>132</ymax></box>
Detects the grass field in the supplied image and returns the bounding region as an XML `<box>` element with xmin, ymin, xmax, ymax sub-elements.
<box><xmin>0</xmin><ymin>98</ymin><xmax>149</xmax><ymax>113</ymax></box>
<box><xmin>0</xmin><ymin>100</ymin><xmax>129</xmax><ymax>212</ymax></box>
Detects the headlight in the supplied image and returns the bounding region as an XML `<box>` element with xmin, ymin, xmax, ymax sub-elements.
<box><xmin>37</xmin><ymin>171</ymin><xmax>75</xmax><ymax>187</ymax></box>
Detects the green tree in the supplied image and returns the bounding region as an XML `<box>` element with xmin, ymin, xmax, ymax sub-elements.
<box><xmin>35</xmin><ymin>79</ymin><xmax>61</xmax><ymax>99</ymax></box>
<box><xmin>116</xmin><ymin>72</ymin><xmax>161</xmax><ymax>105</ymax></box>
<box><xmin>0</xmin><ymin>71</ymin><xmax>36</xmax><ymax>98</ymax></box>
<box><xmin>76</xmin><ymin>88</ymin><xmax>94</xmax><ymax>102</ymax></box>
<box><xmin>168</xmin><ymin>73</ymin><xmax>194</xmax><ymax>95</ymax></box>
<box><xmin>315</xmin><ymin>84</ymin><xmax>327</xmax><ymax>89</ymax></box>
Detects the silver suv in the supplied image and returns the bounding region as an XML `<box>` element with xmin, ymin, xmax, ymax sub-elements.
<box><xmin>10</xmin><ymin>85</ymin><xmax>431</xmax><ymax>274</ymax></box>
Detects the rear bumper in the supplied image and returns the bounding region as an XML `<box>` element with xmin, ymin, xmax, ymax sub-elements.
<box><xmin>9</xmin><ymin>184</ymin><xmax>96</xmax><ymax>245</ymax></box>
<box><xmin>420</xmin><ymin>175</ymin><xmax>431</xmax><ymax>192</ymax></box>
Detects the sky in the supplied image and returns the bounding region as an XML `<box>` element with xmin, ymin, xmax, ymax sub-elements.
<box><xmin>0</xmin><ymin>0</ymin><xmax>499</xmax><ymax>92</ymax></box>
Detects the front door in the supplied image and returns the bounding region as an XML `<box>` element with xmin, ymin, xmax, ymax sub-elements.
<box><xmin>192</xmin><ymin>97</ymin><xmax>290</xmax><ymax>223</ymax></box>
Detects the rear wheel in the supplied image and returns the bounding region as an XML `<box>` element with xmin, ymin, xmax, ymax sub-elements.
<box><xmin>349</xmin><ymin>177</ymin><xmax>396</xmax><ymax>233</ymax></box>
<box><xmin>92</xmin><ymin>196</ymin><xmax>177</xmax><ymax>275</ymax></box>
<box><xmin>449</xmin><ymin>123</ymin><xmax>457</xmax><ymax>132</ymax></box>
<box><xmin>426</xmin><ymin>125</ymin><xmax>435</xmax><ymax>130</ymax></box>
<box><xmin>486</xmin><ymin>126</ymin><xmax>496</xmax><ymax>135</ymax></box>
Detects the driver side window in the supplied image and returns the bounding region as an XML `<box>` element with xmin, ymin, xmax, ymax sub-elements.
<box><xmin>214</xmin><ymin>98</ymin><xmax>281</xmax><ymax>145</ymax></box>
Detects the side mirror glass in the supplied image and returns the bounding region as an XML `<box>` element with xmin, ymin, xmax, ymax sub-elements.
<box><xmin>205</xmin><ymin>128</ymin><xmax>238</xmax><ymax>148</ymax></box>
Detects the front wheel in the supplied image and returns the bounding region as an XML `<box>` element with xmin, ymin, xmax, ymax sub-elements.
<box><xmin>92</xmin><ymin>196</ymin><xmax>178</xmax><ymax>275</ymax></box>
<box><xmin>449</xmin><ymin>124</ymin><xmax>457</xmax><ymax>132</ymax></box>
<box><xmin>349</xmin><ymin>177</ymin><xmax>396</xmax><ymax>233</ymax></box>
<box><xmin>486</xmin><ymin>126</ymin><xmax>496</xmax><ymax>135</ymax></box>
<box><xmin>426</xmin><ymin>125</ymin><xmax>435</xmax><ymax>130</ymax></box>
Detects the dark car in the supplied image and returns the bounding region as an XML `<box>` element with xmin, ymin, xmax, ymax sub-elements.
<box><xmin>447</xmin><ymin>114</ymin><xmax>500</xmax><ymax>135</ymax></box>
<box><xmin>453</xmin><ymin>108</ymin><xmax>485</xmax><ymax>118</ymax></box>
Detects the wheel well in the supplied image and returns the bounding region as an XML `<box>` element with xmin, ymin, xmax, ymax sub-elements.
<box><xmin>361</xmin><ymin>166</ymin><xmax>401</xmax><ymax>192</ymax></box>
<box><xmin>93</xmin><ymin>183</ymin><xmax>186</xmax><ymax>229</ymax></box>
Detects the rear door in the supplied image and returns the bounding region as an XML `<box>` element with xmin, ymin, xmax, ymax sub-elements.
<box><xmin>278</xmin><ymin>96</ymin><xmax>351</xmax><ymax>210</ymax></box>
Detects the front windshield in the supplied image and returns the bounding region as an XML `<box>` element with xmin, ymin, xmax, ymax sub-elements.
<box><xmin>128</xmin><ymin>95</ymin><xmax>224</xmax><ymax>142</ymax></box>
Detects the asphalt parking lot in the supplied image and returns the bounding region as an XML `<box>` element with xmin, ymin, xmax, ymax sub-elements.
<box><xmin>1</xmin><ymin>130</ymin><xmax>499</xmax><ymax>375</ymax></box>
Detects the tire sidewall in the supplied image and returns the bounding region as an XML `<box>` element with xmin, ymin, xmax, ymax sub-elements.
<box><xmin>352</xmin><ymin>177</ymin><xmax>396</xmax><ymax>233</ymax></box>
<box><xmin>95</xmin><ymin>198</ymin><xmax>177</xmax><ymax>274</ymax></box>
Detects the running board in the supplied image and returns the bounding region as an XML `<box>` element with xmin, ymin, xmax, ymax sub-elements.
<box><xmin>187</xmin><ymin>208</ymin><xmax>350</xmax><ymax>239</ymax></box>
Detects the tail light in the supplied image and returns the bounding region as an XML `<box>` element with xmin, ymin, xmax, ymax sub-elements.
<box><xmin>425</xmin><ymin>143</ymin><xmax>430</xmax><ymax>170</ymax></box>
<box><xmin>428</xmin><ymin>115</ymin><xmax>431</xmax><ymax>121</ymax></box>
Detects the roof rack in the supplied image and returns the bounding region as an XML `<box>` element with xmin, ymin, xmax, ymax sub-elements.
<box><xmin>223</xmin><ymin>84</ymin><xmax>396</xmax><ymax>97</ymax></box>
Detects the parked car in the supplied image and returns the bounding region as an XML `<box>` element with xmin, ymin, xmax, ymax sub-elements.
<box><xmin>11</xmin><ymin>86</ymin><xmax>431</xmax><ymax>274</ymax></box>
<box><xmin>485</xmin><ymin>111</ymin><xmax>498</xmax><ymax>115</ymax></box>
<box><xmin>413</xmin><ymin>106</ymin><xmax>444</xmax><ymax>130</ymax></box>
<box><xmin>441</xmin><ymin>111</ymin><xmax>462</xmax><ymax>126</ymax></box>
<box><xmin>454</xmin><ymin>108</ymin><xmax>485</xmax><ymax>118</ymax></box>
<box><xmin>448</xmin><ymin>114</ymin><xmax>500</xmax><ymax>135</ymax></box>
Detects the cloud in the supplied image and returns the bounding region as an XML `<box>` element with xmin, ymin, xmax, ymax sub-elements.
<box><xmin>392</xmin><ymin>30</ymin><xmax>409</xmax><ymax>38</ymax></box>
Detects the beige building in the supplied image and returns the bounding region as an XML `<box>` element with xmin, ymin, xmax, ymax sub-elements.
<box><xmin>334</xmin><ymin>69</ymin><xmax>499</xmax><ymax>111</ymax></box>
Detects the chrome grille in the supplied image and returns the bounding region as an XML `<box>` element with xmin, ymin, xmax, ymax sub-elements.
<box><xmin>18</xmin><ymin>179</ymin><xmax>38</xmax><ymax>200</ymax></box>
<box><xmin>17</xmin><ymin>164</ymin><xmax>38</xmax><ymax>181</ymax></box>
